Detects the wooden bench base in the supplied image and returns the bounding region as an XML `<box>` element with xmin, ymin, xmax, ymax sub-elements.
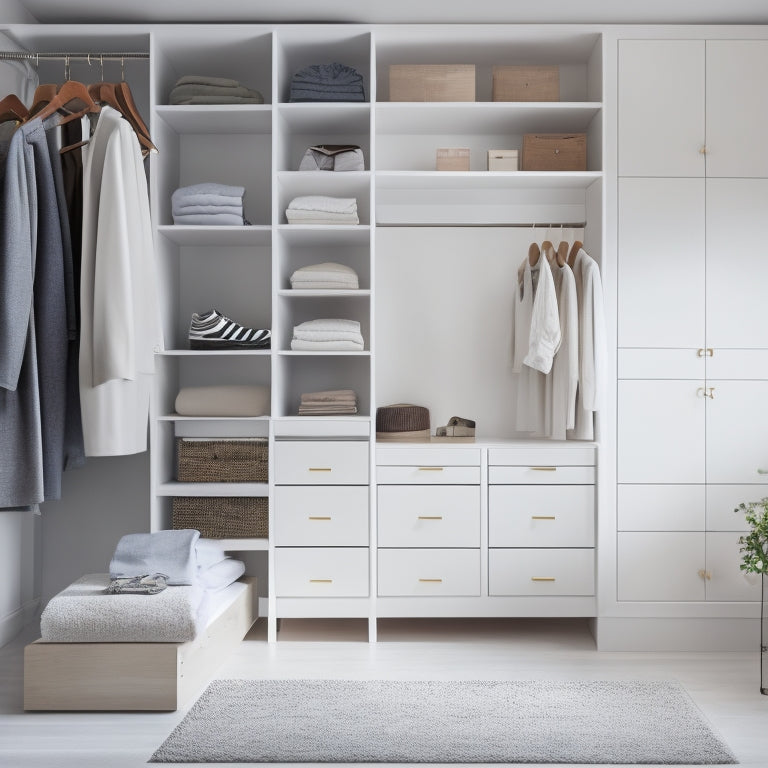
<box><xmin>24</xmin><ymin>577</ymin><xmax>257</xmax><ymax>711</ymax></box>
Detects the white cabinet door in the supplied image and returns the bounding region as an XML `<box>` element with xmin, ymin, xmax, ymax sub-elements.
<box><xmin>618</xmin><ymin>178</ymin><xmax>705</xmax><ymax>348</ymax></box>
<box><xmin>705</xmin><ymin>532</ymin><xmax>762</xmax><ymax>601</ymax></box>
<box><xmin>618</xmin><ymin>40</ymin><xmax>705</xmax><ymax>177</ymax></box>
<box><xmin>706</xmin><ymin>41</ymin><xmax>768</xmax><ymax>178</ymax></box>
<box><xmin>617</xmin><ymin>380</ymin><xmax>705</xmax><ymax>484</ymax></box>
<box><xmin>706</xmin><ymin>379</ymin><xmax>768</xmax><ymax>484</ymax></box>
<box><xmin>706</xmin><ymin>179</ymin><xmax>768</xmax><ymax>350</ymax></box>
<box><xmin>617</xmin><ymin>532</ymin><xmax>705</xmax><ymax>601</ymax></box>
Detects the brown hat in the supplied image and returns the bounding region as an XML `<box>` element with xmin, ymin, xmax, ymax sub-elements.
<box><xmin>376</xmin><ymin>403</ymin><xmax>430</xmax><ymax>441</ymax></box>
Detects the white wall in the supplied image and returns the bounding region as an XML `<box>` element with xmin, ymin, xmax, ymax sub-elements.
<box><xmin>0</xmin><ymin>1</ymin><xmax>37</xmax><ymax>22</ymax></box>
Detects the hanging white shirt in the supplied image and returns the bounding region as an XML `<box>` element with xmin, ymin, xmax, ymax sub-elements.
<box><xmin>567</xmin><ymin>247</ymin><xmax>606</xmax><ymax>441</ymax></box>
<box><xmin>545</xmin><ymin>260</ymin><xmax>579</xmax><ymax>440</ymax></box>
<box><xmin>79</xmin><ymin>106</ymin><xmax>163</xmax><ymax>456</ymax></box>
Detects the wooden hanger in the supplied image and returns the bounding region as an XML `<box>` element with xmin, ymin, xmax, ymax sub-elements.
<box><xmin>115</xmin><ymin>81</ymin><xmax>157</xmax><ymax>155</ymax></box>
<box><xmin>27</xmin><ymin>83</ymin><xmax>58</xmax><ymax>117</ymax></box>
<box><xmin>540</xmin><ymin>239</ymin><xmax>554</xmax><ymax>265</ymax></box>
<box><xmin>556</xmin><ymin>240</ymin><xmax>568</xmax><ymax>267</ymax></box>
<box><xmin>528</xmin><ymin>241</ymin><xmax>540</xmax><ymax>266</ymax></box>
<box><xmin>33</xmin><ymin>80</ymin><xmax>99</xmax><ymax>125</ymax></box>
<box><xmin>0</xmin><ymin>93</ymin><xmax>28</xmax><ymax>123</ymax></box>
<box><xmin>568</xmin><ymin>239</ymin><xmax>583</xmax><ymax>268</ymax></box>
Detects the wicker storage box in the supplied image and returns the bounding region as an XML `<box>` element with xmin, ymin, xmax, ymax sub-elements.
<box><xmin>389</xmin><ymin>64</ymin><xmax>475</xmax><ymax>102</ymax></box>
<box><xmin>492</xmin><ymin>65</ymin><xmax>559</xmax><ymax>102</ymax></box>
<box><xmin>436</xmin><ymin>147</ymin><xmax>470</xmax><ymax>171</ymax></box>
<box><xmin>172</xmin><ymin>496</ymin><xmax>268</xmax><ymax>539</ymax></box>
<box><xmin>176</xmin><ymin>439</ymin><xmax>268</xmax><ymax>483</ymax></box>
<box><xmin>521</xmin><ymin>133</ymin><xmax>587</xmax><ymax>171</ymax></box>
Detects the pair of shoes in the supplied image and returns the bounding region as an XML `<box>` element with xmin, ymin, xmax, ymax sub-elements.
<box><xmin>188</xmin><ymin>309</ymin><xmax>271</xmax><ymax>349</ymax></box>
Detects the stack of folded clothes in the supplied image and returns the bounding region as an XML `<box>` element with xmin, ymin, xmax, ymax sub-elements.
<box><xmin>298</xmin><ymin>389</ymin><xmax>358</xmax><ymax>415</ymax></box>
<box><xmin>285</xmin><ymin>195</ymin><xmax>359</xmax><ymax>225</ymax></box>
<box><xmin>291</xmin><ymin>318</ymin><xmax>364</xmax><ymax>351</ymax></box>
<box><xmin>290</xmin><ymin>262</ymin><xmax>359</xmax><ymax>290</ymax></box>
<box><xmin>169</xmin><ymin>75</ymin><xmax>264</xmax><ymax>105</ymax></box>
<box><xmin>289</xmin><ymin>63</ymin><xmax>365</xmax><ymax>102</ymax></box>
<box><xmin>172</xmin><ymin>183</ymin><xmax>246</xmax><ymax>226</ymax></box>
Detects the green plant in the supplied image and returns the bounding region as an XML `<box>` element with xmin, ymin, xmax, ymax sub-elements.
<box><xmin>734</xmin><ymin>498</ymin><xmax>768</xmax><ymax>575</ymax></box>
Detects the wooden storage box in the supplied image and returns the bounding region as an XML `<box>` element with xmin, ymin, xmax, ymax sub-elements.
<box><xmin>492</xmin><ymin>65</ymin><xmax>559</xmax><ymax>102</ymax></box>
<box><xmin>176</xmin><ymin>438</ymin><xmax>268</xmax><ymax>483</ymax></box>
<box><xmin>487</xmin><ymin>149</ymin><xmax>519</xmax><ymax>171</ymax></box>
<box><xmin>436</xmin><ymin>147</ymin><xmax>470</xmax><ymax>171</ymax></box>
<box><xmin>521</xmin><ymin>133</ymin><xmax>587</xmax><ymax>171</ymax></box>
<box><xmin>389</xmin><ymin>64</ymin><xmax>475</xmax><ymax>102</ymax></box>
<box><xmin>173</xmin><ymin>496</ymin><xmax>269</xmax><ymax>538</ymax></box>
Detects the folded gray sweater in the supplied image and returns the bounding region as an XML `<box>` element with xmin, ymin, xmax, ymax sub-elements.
<box><xmin>169</xmin><ymin>75</ymin><xmax>264</xmax><ymax>105</ymax></box>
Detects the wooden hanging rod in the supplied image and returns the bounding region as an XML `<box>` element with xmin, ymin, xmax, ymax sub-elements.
<box><xmin>0</xmin><ymin>52</ymin><xmax>149</xmax><ymax>62</ymax></box>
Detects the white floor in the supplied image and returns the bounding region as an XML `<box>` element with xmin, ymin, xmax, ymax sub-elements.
<box><xmin>1</xmin><ymin>617</ymin><xmax>765</xmax><ymax>768</ymax></box>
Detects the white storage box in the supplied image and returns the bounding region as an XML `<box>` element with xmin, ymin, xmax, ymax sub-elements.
<box><xmin>487</xmin><ymin>149</ymin><xmax>519</xmax><ymax>171</ymax></box>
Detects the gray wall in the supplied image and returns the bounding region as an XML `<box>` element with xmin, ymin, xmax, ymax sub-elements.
<box><xmin>0</xmin><ymin>1</ymin><xmax>37</xmax><ymax>22</ymax></box>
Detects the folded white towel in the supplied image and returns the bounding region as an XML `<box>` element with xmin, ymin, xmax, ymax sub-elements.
<box><xmin>198</xmin><ymin>558</ymin><xmax>246</xmax><ymax>591</ymax></box>
<box><xmin>294</xmin><ymin>318</ymin><xmax>360</xmax><ymax>333</ymax></box>
<box><xmin>291</xmin><ymin>262</ymin><xmax>359</xmax><ymax>288</ymax></box>
<box><xmin>287</xmin><ymin>195</ymin><xmax>357</xmax><ymax>214</ymax></box>
<box><xmin>293</xmin><ymin>330</ymin><xmax>363</xmax><ymax>344</ymax></box>
<box><xmin>291</xmin><ymin>339</ymin><xmax>364</xmax><ymax>351</ymax></box>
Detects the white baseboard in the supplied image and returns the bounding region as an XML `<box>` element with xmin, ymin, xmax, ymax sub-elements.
<box><xmin>594</xmin><ymin>616</ymin><xmax>760</xmax><ymax>651</ymax></box>
<box><xmin>0</xmin><ymin>597</ymin><xmax>41</xmax><ymax>648</ymax></box>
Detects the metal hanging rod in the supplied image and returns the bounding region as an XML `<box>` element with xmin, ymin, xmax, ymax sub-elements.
<box><xmin>0</xmin><ymin>52</ymin><xmax>149</xmax><ymax>62</ymax></box>
<box><xmin>377</xmin><ymin>222</ymin><xmax>587</xmax><ymax>228</ymax></box>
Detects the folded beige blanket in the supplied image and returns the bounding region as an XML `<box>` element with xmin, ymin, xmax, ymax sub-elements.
<box><xmin>175</xmin><ymin>385</ymin><xmax>270</xmax><ymax>416</ymax></box>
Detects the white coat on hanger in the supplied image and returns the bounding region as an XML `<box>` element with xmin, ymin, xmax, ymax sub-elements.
<box><xmin>79</xmin><ymin>106</ymin><xmax>163</xmax><ymax>456</ymax></box>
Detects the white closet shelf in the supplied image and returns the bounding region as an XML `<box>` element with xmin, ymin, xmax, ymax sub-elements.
<box><xmin>277</xmin><ymin>102</ymin><xmax>371</xmax><ymax>133</ymax></box>
<box><xmin>156</xmin><ymin>225</ymin><xmax>272</xmax><ymax>246</ymax></box>
<box><xmin>375</xmin><ymin>102</ymin><xmax>602</xmax><ymax>135</ymax></box>
<box><xmin>278</xmin><ymin>170</ymin><xmax>371</xmax><ymax>183</ymax></box>
<box><xmin>157</xmin><ymin>349</ymin><xmax>272</xmax><ymax>357</ymax></box>
<box><xmin>376</xmin><ymin>171</ymin><xmax>602</xmax><ymax>191</ymax></box>
<box><xmin>210</xmin><ymin>538</ymin><xmax>269</xmax><ymax>552</ymax></box>
<box><xmin>276</xmin><ymin>225</ymin><xmax>370</xmax><ymax>245</ymax></box>
<box><xmin>278</xmin><ymin>289</ymin><xmax>371</xmax><ymax>297</ymax></box>
<box><xmin>154</xmin><ymin>104</ymin><xmax>272</xmax><ymax>134</ymax></box>
<box><xmin>156</xmin><ymin>482</ymin><xmax>269</xmax><ymax>497</ymax></box>
<box><xmin>278</xmin><ymin>350</ymin><xmax>371</xmax><ymax>356</ymax></box>
<box><xmin>157</xmin><ymin>415</ymin><xmax>271</xmax><ymax>422</ymax></box>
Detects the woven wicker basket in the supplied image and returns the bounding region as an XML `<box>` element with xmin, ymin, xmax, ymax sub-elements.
<box><xmin>176</xmin><ymin>439</ymin><xmax>268</xmax><ymax>483</ymax></box>
<box><xmin>172</xmin><ymin>496</ymin><xmax>269</xmax><ymax>539</ymax></box>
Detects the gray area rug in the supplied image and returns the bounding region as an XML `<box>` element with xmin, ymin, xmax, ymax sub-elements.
<box><xmin>150</xmin><ymin>679</ymin><xmax>737</xmax><ymax>764</ymax></box>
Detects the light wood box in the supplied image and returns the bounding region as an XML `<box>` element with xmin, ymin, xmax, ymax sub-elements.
<box><xmin>24</xmin><ymin>577</ymin><xmax>257</xmax><ymax>711</ymax></box>
<box><xmin>492</xmin><ymin>65</ymin><xmax>559</xmax><ymax>101</ymax></box>
<box><xmin>389</xmin><ymin>64</ymin><xmax>476</xmax><ymax>102</ymax></box>
<box><xmin>521</xmin><ymin>133</ymin><xmax>587</xmax><ymax>171</ymax></box>
<box><xmin>487</xmin><ymin>149</ymin><xmax>519</xmax><ymax>171</ymax></box>
<box><xmin>436</xmin><ymin>147</ymin><xmax>470</xmax><ymax>171</ymax></box>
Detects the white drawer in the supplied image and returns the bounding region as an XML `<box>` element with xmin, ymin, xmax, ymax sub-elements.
<box><xmin>377</xmin><ymin>465</ymin><xmax>480</xmax><ymax>485</ymax></box>
<box><xmin>378</xmin><ymin>549</ymin><xmax>480</xmax><ymax>596</ymax></box>
<box><xmin>488</xmin><ymin>447</ymin><xmax>595</xmax><ymax>466</ymax></box>
<box><xmin>275</xmin><ymin>547</ymin><xmax>368</xmax><ymax>597</ymax></box>
<box><xmin>376</xmin><ymin>447</ymin><xmax>480</xmax><ymax>466</ymax></box>
<box><xmin>275</xmin><ymin>440</ymin><xmax>368</xmax><ymax>485</ymax></box>
<box><xmin>489</xmin><ymin>486</ymin><xmax>594</xmax><ymax>547</ymax></box>
<box><xmin>489</xmin><ymin>466</ymin><xmax>594</xmax><ymax>484</ymax></box>
<box><xmin>275</xmin><ymin>486</ymin><xmax>369</xmax><ymax>546</ymax></box>
<box><xmin>488</xmin><ymin>548</ymin><xmax>595</xmax><ymax>596</ymax></box>
<box><xmin>378</xmin><ymin>486</ymin><xmax>480</xmax><ymax>547</ymax></box>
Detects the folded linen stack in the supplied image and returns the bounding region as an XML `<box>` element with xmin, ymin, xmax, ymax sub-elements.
<box><xmin>299</xmin><ymin>389</ymin><xmax>358</xmax><ymax>415</ymax></box>
<box><xmin>290</xmin><ymin>262</ymin><xmax>359</xmax><ymax>290</ymax></box>
<box><xmin>108</xmin><ymin>529</ymin><xmax>245</xmax><ymax>592</ymax></box>
<box><xmin>289</xmin><ymin>62</ymin><xmax>365</xmax><ymax>102</ymax></box>
<box><xmin>169</xmin><ymin>75</ymin><xmax>264</xmax><ymax>105</ymax></box>
<box><xmin>291</xmin><ymin>318</ymin><xmax>364</xmax><ymax>351</ymax></box>
<box><xmin>285</xmin><ymin>196</ymin><xmax>359</xmax><ymax>225</ymax></box>
<box><xmin>172</xmin><ymin>182</ymin><xmax>246</xmax><ymax>226</ymax></box>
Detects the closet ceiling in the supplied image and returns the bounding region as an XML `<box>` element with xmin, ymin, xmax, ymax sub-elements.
<box><xmin>14</xmin><ymin>0</ymin><xmax>768</xmax><ymax>24</ymax></box>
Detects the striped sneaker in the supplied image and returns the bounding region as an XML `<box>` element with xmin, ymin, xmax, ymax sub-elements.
<box><xmin>188</xmin><ymin>309</ymin><xmax>271</xmax><ymax>349</ymax></box>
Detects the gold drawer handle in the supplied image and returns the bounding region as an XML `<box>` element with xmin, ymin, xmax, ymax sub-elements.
<box><xmin>418</xmin><ymin>515</ymin><xmax>443</xmax><ymax>520</ymax></box>
<box><xmin>530</xmin><ymin>466</ymin><xmax>556</xmax><ymax>471</ymax></box>
<box><xmin>531</xmin><ymin>577</ymin><xmax>556</xmax><ymax>582</ymax></box>
<box><xmin>531</xmin><ymin>515</ymin><xmax>556</xmax><ymax>520</ymax></box>
<box><xmin>419</xmin><ymin>578</ymin><xmax>443</xmax><ymax>583</ymax></box>
<box><xmin>697</xmin><ymin>569</ymin><xmax>712</xmax><ymax>581</ymax></box>
<box><xmin>696</xmin><ymin>348</ymin><xmax>714</xmax><ymax>358</ymax></box>
<box><xmin>308</xmin><ymin>516</ymin><xmax>331</xmax><ymax>520</ymax></box>
<box><xmin>309</xmin><ymin>579</ymin><xmax>333</xmax><ymax>583</ymax></box>
<box><xmin>308</xmin><ymin>467</ymin><xmax>332</xmax><ymax>472</ymax></box>
<box><xmin>418</xmin><ymin>467</ymin><xmax>444</xmax><ymax>471</ymax></box>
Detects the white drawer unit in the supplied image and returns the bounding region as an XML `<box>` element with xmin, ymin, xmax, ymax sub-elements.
<box><xmin>489</xmin><ymin>548</ymin><xmax>595</xmax><ymax>596</ymax></box>
<box><xmin>275</xmin><ymin>440</ymin><xmax>369</xmax><ymax>485</ymax></box>
<box><xmin>274</xmin><ymin>486</ymin><xmax>369</xmax><ymax>547</ymax></box>
<box><xmin>377</xmin><ymin>465</ymin><xmax>481</xmax><ymax>485</ymax></box>
<box><xmin>376</xmin><ymin>447</ymin><xmax>480</xmax><ymax>467</ymax></box>
<box><xmin>488</xmin><ymin>447</ymin><xmax>596</xmax><ymax>466</ymax></box>
<box><xmin>378</xmin><ymin>485</ymin><xmax>480</xmax><ymax>547</ymax></box>
<box><xmin>488</xmin><ymin>485</ymin><xmax>594</xmax><ymax>548</ymax></box>
<box><xmin>378</xmin><ymin>549</ymin><xmax>481</xmax><ymax>596</ymax></box>
<box><xmin>488</xmin><ymin>465</ymin><xmax>595</xmax><ymax>485</ymax></box>
<box><xmin>274</xmin><ymin>547</ymin><xmax>369</xmax><ymax>597</ymax></box>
